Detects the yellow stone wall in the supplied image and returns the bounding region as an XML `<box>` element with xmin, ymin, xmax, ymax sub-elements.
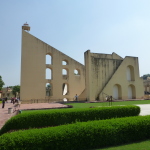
<box><xmin>20</xmin><ymin>30</ymin><xmax>85</xmax><ymax>101</ymax></box>
<box><xmin>85</xmin><ymin>50</ymin><xmax>144</xmax><ymax>101</ymax></box>
<box><xmin>21</xmin><ymin>30</ymin><xmax>144</xmax><ymax>102</ymax></box>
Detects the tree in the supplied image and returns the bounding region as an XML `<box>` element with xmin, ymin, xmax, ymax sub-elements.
<box><xmin>12</xmin><ymin>85</ymin><xmax>20</xmax><ymax>97</ymax></box>
<box><xmin>0</xmin><ymin>76</ymin><xmax>5</xmax><ymax>91</ymax></box>
<box><xmin>141</xmin><ymin>74</ymin><xmax>150</xmax><ymax>80</ymax></box>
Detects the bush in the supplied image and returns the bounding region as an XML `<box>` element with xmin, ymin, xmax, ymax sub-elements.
<box><xmin>1</xmin><ymin>115</ymin><xmax>150</xmax><ymax>150</ymax></box>
<box><xmin>0</xmin><ymin>105</ymin><xmax>140</xmax><ymax>135</ymax></box>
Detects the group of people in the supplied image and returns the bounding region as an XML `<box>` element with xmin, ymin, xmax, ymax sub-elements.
<box><xmin>11</xmin><ymin>97</ymin><xmax>20</xmax><ymax>104</ymax></box>
<box><xmin>1</xmin><ymin>97</ymin><xmax>20</xmax><ymax>108</ymax></box>
<box><xmin>105</xmin><ymin>95</ymin><xmax>113</xmax><ymax>101</ymax></box>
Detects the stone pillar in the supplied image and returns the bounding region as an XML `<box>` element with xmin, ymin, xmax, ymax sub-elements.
<box><xmin>84</xmin><ymin>50</ymin><xmax>92</xmax><ymax>101</ymax></box>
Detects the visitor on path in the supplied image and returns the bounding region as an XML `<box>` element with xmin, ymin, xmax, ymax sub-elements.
<box><xmin>2</xmin><ymin>98</ymin><xmax>5</xmax><ymax>108</ymax></box>
<box><xmin>105</xmin><ymin>96</ymin><xmax>108</xmax><ymax>101</ymax></box>
<box><xmin>11</xmin><ymin>97</ymin><xmax>14</xmax><ymax>103</ymax></box>
<box><xmin>13</xmin><ymin>97</ymin><xmax>16</xmax><ymax>104</ymax></box>
<box><xmin>17</xmin><ymin>97</ymin><xmax>20</xmax><ymax>102</ymax></box>
<box><xmin>75</xmin><ymin>94</ymin><xmax>78</xmax><ymax>101</ymax></box>
<box><xmin>15</xmin><ymin>97</ymin><xmax>19</xmax><ymax>103</ymax></box>
<box><xmin>5</xmin><ymin>96</ymin><xmax>8</xmax><ymax>103</ymax></box>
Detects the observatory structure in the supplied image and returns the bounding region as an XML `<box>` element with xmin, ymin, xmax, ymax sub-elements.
<box><xmin>20</xmin><ymin>24</ymin><xmax>144</xmax><ymax>102</ymax></box>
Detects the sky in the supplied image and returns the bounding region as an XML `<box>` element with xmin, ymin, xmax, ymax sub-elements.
<box><xmin>0</xmin><ymin>0</ymin><xmax>150</xmax><ymax>87</ymax></box>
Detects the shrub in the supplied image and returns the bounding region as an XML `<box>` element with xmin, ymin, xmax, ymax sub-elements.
<box><xmin>0</xmin><ymin>115</ymin><xmax>150</xmax><ymax>150</ymax></box>
<box><xmin>0</xmin><ymin>105</ymin><xmax>140</xmax><ymax>135</ymax></box>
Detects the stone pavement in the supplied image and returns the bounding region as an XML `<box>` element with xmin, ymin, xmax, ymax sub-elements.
<box><xmin>0</xmin><ymin>100</ymin><xmax>17</xmax><ymax>129</ymax></box>
<box><xmin>0</xmin><ymin>101</ymin><xmax>150</xmax><ymax>129</ymax></box>
<box><xmin>0</xmin><ymin>100</ymin><xmax>68</xmax><ymax>129</ymax></box>
<box><xmin>136</xmin><ymin>104</ymin><xmax>150</xmax><ymax>116</ymax></box>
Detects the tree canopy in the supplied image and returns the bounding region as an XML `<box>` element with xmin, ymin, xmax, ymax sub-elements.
<box><xmin>12</xmin><ymin>85</ymin><xmax>20</xmax><ymax>97</ymax></box>
<box><xmin>0</xmin><ymin>76</ymin><xmax>5</xmax><ymax>91</ymax></box>
<box><xmin>141</xmin><ymin>74</ymin><xmax>150</xmax><ymax>80</ymax></box>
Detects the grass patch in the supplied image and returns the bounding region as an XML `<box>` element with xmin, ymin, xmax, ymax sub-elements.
<box><xmin>21</xmin><ymin>109</ymin><xmax>54</xmax><ymax>114</ymax></box>
<box><xmin>95</xmin><ymin>139</ymin><xmax>150</xmax><ymax>150</ymax></box>
<box><xmin>21</xmin><ymin>100</ymin><xmax>150</xmax><ymax>113</ymax></box>
<box><xmin>65</xmin><ymin>100</ymin><xmax>150</xmax><ymax>108</ymax></box>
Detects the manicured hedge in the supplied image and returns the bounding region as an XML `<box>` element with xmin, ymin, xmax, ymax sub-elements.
<box><xmin>1</xmin><ymin>115</ymin><xmax>150</xmax><ymax>150</ymax></box>
<box><xmin>0</xmin><ymin>105</ymin><xmax>140</xmax><ymax>135</ymax></box>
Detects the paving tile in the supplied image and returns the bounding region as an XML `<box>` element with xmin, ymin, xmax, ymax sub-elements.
<box><xmin>0</xmin><ymin>100</ymin><xmax>68</xmax><ymax>129</ymax></box>
<box><xmin>0</xmin><ymin>100</ymin><xmax>17</xmax><ymax>129</ymax></box>
<box><xmin>136</xmin><ymin>104</ymin><xmax>150</xmax><ymax>116</ymax></box>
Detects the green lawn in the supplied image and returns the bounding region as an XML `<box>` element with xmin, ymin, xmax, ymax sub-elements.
<box><xmin>94</xmin><ymin>139</ymin><xmax>150</xmax><ymax>150</ymax></box>
<box><xmin>65</xmin><ymin>100</ymin><xmax>150</xmax><ymax>108</ymax></box>
<box><xmin>21</xmin><ymin>100</ymin><xmax>150</xmax><ymax>113</ymax></box>
<box><xmin>21</xmin><ymin>109</ymin><xmax>58</xmax><ymax>114</ymax></box>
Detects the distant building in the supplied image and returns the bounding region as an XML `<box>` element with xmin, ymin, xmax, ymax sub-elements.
<box><xmin>0</xmin><ymin>86</ymin><xmax>20</xmax><ymax>99</ymax></box>
<box><xmin>143</xmin><ymin>77</ymin><xmax>150</xmax><ymax>94</ymax></box>
<box><xmin>0</xmin><ymin>87</ymin><xmax>13</xmax><ymax>99</ymax></box>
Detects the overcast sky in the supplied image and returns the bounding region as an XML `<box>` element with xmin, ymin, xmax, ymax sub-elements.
<box><xmin>1</xmin><ymin>0</ymin><xmax>150</xmax><ymax>87</ymax></box>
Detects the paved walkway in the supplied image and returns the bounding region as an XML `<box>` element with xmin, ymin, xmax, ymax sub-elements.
<box><xmin>0</xmin><ymin>100</ymin><xmax>68</xmax><ymax>129</ymax></box>
<box><xmin>0</xmin><ymin>101</ymin><xmax>150</xmax><ymax>129</ymax></box>
<box><xmin>0</xmin><ymin>101</ymin><xmax>17</xmax><ymax>129</ymax></box>
<box><xmin>136</xmin><ymin>104</ymin><xmax>150</xmax><ymax>116</ymax></box>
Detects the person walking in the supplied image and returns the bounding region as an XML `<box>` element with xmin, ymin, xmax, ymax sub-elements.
<box><xmin>2</xmin><ymin>98</ymin><xmax>5</xmax><ymax>108</ymax></box>
<box><xmin>5</xmin><ymin>96</ymin><xmax>8</xmax><ymax>103</ymax></box>
<box><xmin>11</xmin><ymin>97</ymin><xmax>13</xmax><ymax>103</ymax></box>
<box><xmin>75</xmin><ymin>94</ymin><xmax>78</xmax><ymax>101</ymax></box>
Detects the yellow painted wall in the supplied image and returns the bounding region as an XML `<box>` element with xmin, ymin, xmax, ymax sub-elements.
<box><xmin>20</xmin><ymin>30</ymin><xmax>85</xmax><ymax>101</ymax></box>
<box><xmin>85</xmin><ymin>50</ymin><xmax>144</xmax><ymax>101</ymax></box>
<box><xmin>21</xmin><ymin>30</ymin><xmax>144</xmax><ymax>102</ymax></box>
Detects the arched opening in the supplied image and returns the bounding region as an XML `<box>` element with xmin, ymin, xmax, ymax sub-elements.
<box><xmin>62</xmin><ymin>83</ymin><xmax>69</xmax><ymax>95</ymax></box>
<box><xmin>46</xmin><ymin>54</ymin><xmax>52</xmax><ymax>64</ymax></box>
<box><xmin>113</xmin><ymin>84</ymin><xmax>122</xmax><ymax>100</ymax></box>
<box><xmin>126</xmin><ymin>67</ymin><xmax>131</xmax><ymax>81</ymax></box>
<box><xmin>74</xmin><ymin>69</ymin><xmax>80</xmax><ymax>75</ymax></box>
<box><xmin>62</xmin><ymin>60</ymin><xmax>68</xmax><ymax>65</ymax></box>
<box><xmin>62</xmin><ymin>69</ymin><xmax>68</xmax><ymax>80</ymax></box>
<box><xmin>46</xmin><ymin>68</ymin><xmax>52</xmax><ymax>80</ymax></box>
<box><xmin>46</xmin><ymin>83</ymin><xmax>52</xmax><ymax>96</ymax></box>
<box><xmin>62</xmin><ymin>69</ymin><xmax>67</xmax><ymax>75</ymax></box>
<box><xmin>126</xmin><ymin>65</ymin><xmax>135</xmax><ymax>81</ymax></box>
<box><xmin>128</xmin><ymin>84</ymin><xmax>136</xmax><ymax>99</ymax></box>
<box><xmin>63</xmin><ymin>98</ymin><xmax>68</xmax><ymax>102</ymax></box>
